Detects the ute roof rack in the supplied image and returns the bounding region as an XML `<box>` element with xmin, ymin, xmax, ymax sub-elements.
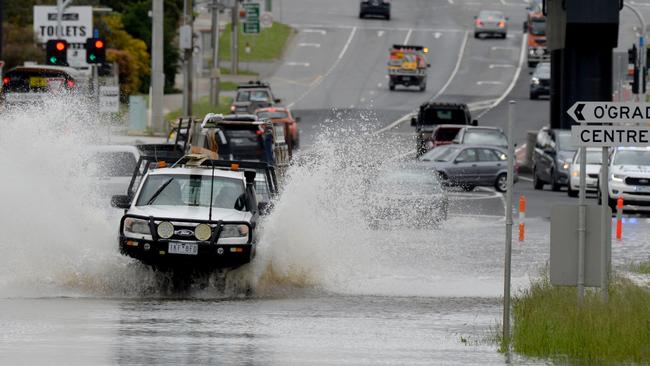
<box><xmin>201</xmin><ymin>113</ymin><xmax>261</xmax><ymax>128</ymax></box>
<box><xmin>420</xmin><ymin>101</ymin><xmax>469</xmax><ymax>109</ymax></box>
<box><xmin>392</xmin><ymin>44</ymin><xmax>425</xmax><ymax>51</ymax></box>
<box><xmin>237</xmin><ymin>80</ymin><xmax>270</xmax><ymax>89</ymax></box>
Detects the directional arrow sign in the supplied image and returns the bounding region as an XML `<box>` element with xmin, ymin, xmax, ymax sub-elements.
<box><xmin>567</xmin><ymin>102</ymin><xmax>650</xmax><ymax>124</ymax></box>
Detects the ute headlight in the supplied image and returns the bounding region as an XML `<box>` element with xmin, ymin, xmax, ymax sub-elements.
<box><xmin>612</xmin><ymin>174</ymin><xmax>625</xmax><ymax>182</ymax></box>
<box><xmin>195</xmin><ymin>223</ymin><xmax>212</xmax><ymax>241</ymax></box>
<box><xmin>531</xmin><ymin>77</ymin><xmax>540</xmax><ymax>85</ymax></box>
<box><xmin>220</xmin><ymin>224</ymin><xmax>250</xmax><ymax>238</ymax></box>
<box><xmin>528</xmin><ymin>48</ymin><xmax>536</xmax><ymax>56</ymax></box>
<box><xmin>562</xmin><ymin>161</ymin><xmax>570</xmax><ymax>170</ymax></box>
<box><xmin>124</xmin><ymin>218</ymin><xmax>151</xmax><ymax>235</ymax></box>
<box><xmin>157</xmin><ymin>221</ymin><xmax>174</xmax><ymax>239</ymax></box>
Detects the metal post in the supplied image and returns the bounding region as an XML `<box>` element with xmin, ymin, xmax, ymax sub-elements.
<box><xmin>600</xmin><ymin>147</ymin><xmax>609</xmax><ymax>302</ymax></box>
<box><xmin>151</xmin><ymin>0</ymin><xmax>164</xmax><ymax>132</ymax></box>
<box><xmin>503</xmin><ymin>100</ymin><xmax>515</xmax><ymax>356</ymax></box>
<box><xmin>231</xmin><ymin>1</ymin><xmax>239</xmax><ymax>75</ymax></box>
<box><xmin>577</xmin><ymin>147</ymin><xmax>587</xmax><ymax>302</ymax></box>
<box><xmin>182</xmin><ymin>0</ymin><xmax>194</xmax><ymax>118</ymax></box>
<box><xmin>210</xmin><ymin>0</ymin><xmax>221</xmax><ymax>106</ymax></box>
<box><xmin>624</xmin><ymin>3</ymin><xmax>647</xmax><ymax>101</ymax></box>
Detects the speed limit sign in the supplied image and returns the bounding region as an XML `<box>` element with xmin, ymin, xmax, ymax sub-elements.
<box><xmin>260</xmin><ymin>12</ymin><xmax>273</xmax><ymax>28</ymax></box>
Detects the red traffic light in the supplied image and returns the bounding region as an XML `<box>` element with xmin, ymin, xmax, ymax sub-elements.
<box><xmin>56</xmin><ymin>42</ymin><xmax>66</xmax><ymax>51</ymax></box>
<box><xmin>94</xmin><ymin>40</ymin><xmax>104</xmax><ymax>49</ymax></box>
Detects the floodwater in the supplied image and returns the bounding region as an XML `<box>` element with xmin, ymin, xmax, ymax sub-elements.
<box><xmin>1</xmin><ymin>102</ymin><xmax>649</xmax><ymax>365</ymax></box>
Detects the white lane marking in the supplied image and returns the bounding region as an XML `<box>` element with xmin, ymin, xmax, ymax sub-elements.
<box><xmin>519</xmin><ymin>176</ymin><xmax>533</xmax><ymax>182</ymax></box>
<box><xmin>349</xmin><ymin>104</ymin><xmax>355</xmax><ymax>108</ymax></box>
<box><xmin>476</xmin><ymin>33</ymin><xmax>528</xmax><ymax>119</ymax></box>
<box><xmin>489</xmin><ymin>64</ymin><xmax>515</xmax><ymax>68</ymax></box>
<box><xmin>338</xmin><ymin>26</ymin><xmax>357</xmax><ymax>60</ymax></box>
<box><xmin>448</xmin><ymin>0</ymin><xmax>454</xmax><ymax>3</ymax></box>
<box><xmin>434</xmin><ymin>32</ymin><xmax>442</xmax><ymax>39</ymax></box>
<box><xmin>360</xmin><ymin>97</ymin><xmax>366</xmax><ymax>102</ymax></box>
<box><xmin>499</xmin><ymin>0</ymin><xmax>507</xmax><ymax>4</ymax></box>
<box><xmin>290</xmin><ymin>23</ymin><xmax>464</xmax><ymax>33</ymax></box>
<box><xmin>378</xmin><ymin>30</ymin><xmax>385</xmax><ymax>37</ymax></box>
<box><xmin>285</xmin><ymin>61</ymin><xmax>310</xmax><ymax>67</ymax></box>
<box><xmin>467</xmin><ymin>98</ymin><xmax>499</xmax><ymax>111</ymax></box>
<box><xmin>375</xmin><ymin>30</ymin><xmax>470</xmax><ymax>134</ymax></box>
<box><xmin>465</xmin><ymin>1</ymin><xmax>481</xmax><ymax>5</ymax></box>
<box><xmin>491</xmin><ymin>46</ymin><xmax>517</xmax><ymax>51</ymax></box>
<box><xmin>477</xmin><ymin>81</ymin><xmax>504</xmax><ymax>85</ymax></box>
<box><xmin>369</xmin><ymin>90</ymin><xmax>376</xmax><ymax>95</ymax></box>
<box><xmin>403</xmin><ymin>28</ymin><xmax>413</xmax><ymax>44</ymax></box>
<box><xmin>377</xmin><ymin>83</ymin><xmax>382</xmax><ymax>88</ymax></box>
<box><xmin>629</xmin><ymin>1</ymin><xmax>650</xmax><ymax>6</ymax></box>
<box><xmin>287</xmin><ymin>26</ymin><xmax>357</xmax><ymax>108</ymax></box>
<box><xmin>302</xmin><ymin>29</ymin><xmax>326</xmax><ymax>35</ymax></box>
<box><xmin>298</xmin><ymin>42</ymin><xmax>320</xmax><ymax>47</ymax></box>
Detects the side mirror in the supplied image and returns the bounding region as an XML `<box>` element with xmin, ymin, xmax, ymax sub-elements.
<box><xmin>274</xmin><ymin>98</ymin><xmax>282</xmax><ymax>104</ymax></box>
<box><xmin>472</xmin><ymin>120</ymin><xmax>478</xmax><ymax>126</ymax></box>
<box><xmin>244</xmin><ymin>170</ymin><xmax>256</xmax><ymax>185</ymax></box>
<box><xmin>454</xmin><ymin>158</ymin><xmax>464</xmax><ymax>164</ymax></box>
<box><xmin>411</xmin><ymin>117</ymin><xmax>417</xmax><ymax>127</ymax></box>
<box><xmin>111</xmin><ymin>195</ymin><xmax>131</xmax><ymax>209</ymax></box>
<box><xmin>295</xmin><ymin>116</ymin><xmax>301</xmax><ymax>122</ymax></box>
<box><xmin>427</xmin><ymin>63</ymin><xmax>431</xmax><ymax>68</ymax></box>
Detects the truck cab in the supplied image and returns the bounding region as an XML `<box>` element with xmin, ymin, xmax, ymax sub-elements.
<box><xmin>387</xmin><ymin>45</ymin><xmax>430</xmax><ymax>91</ymax></box>
<box><xmin>524</xmin><ymin>11</ymin><xmax>548</xmax><ymax>67</ymax></box>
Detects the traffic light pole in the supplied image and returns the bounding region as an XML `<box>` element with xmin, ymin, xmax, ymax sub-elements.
<box><xmin>625</xmin><ymin>3</ymin><xmax>647</xmax><ymax>101</ymax></box>
<box><xmin>210</xmin><ymin>0</ymin><xmax>221</xmax><ymax>106</ymax></box>
<box><xmin>231</xmin><ymin>1</ymin><xmax>239</xmax><ymax>75</ymax></box>
<box><xmin>182</xmin><ymin>0</ymin><xmax>194</xmax><ymax>119</ymax></box>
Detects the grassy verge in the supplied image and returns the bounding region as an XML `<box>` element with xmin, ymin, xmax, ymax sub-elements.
<box><xmin>219</xmin><ymin>81</ymin><xmax>239</xmax><ymax>91</ymax></box>
<box><xmin>629</xmin><ymin>261</ymin><xmax>650</xmax><ymax>274</ymax></box>
<box><xmin>165</xmin><ymin>96</ymin><xmax>233</xmax><ymax>122</ymax></box>
<box><xmin>506</xmin><ymin>276</ymin><xmax>650</xmax><ymax>363</ymax></box>
<box><xmin>219</xmin><ymin>67</ymin><xmax>258</xmax><ymax>76</ymax></box>
<box><xmin>219</xmin><ymin>22</ymin><xmax>293</xmax><ymax>61</ymax></box>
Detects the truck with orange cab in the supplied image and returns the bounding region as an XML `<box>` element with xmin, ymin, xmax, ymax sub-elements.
<box><xmin>387</xmin><ymin>45</ymin><xmax>430</xmax><ymax>91</ymax></box>
<box><xmin>524</xmin><ymin>11</ymin><xmax>548</xmax><ymax>67</ymax></box>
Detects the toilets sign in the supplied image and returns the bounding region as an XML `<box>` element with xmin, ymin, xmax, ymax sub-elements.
<box><xmin>33</xmin><ymin>6</ymin><xmax>92</xmax><ymax>44</ymax></box>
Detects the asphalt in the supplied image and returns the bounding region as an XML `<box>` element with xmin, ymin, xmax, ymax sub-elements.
<box><xmin>263</xmin><ymin>0</ymin><xmax>650</xmax><ymax>218</ymax></box>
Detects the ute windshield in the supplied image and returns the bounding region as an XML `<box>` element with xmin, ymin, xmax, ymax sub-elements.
<box><xmin>136</xmin><ymin>174</ymin><xmax>246</xmax><ymax>210</ymax></box>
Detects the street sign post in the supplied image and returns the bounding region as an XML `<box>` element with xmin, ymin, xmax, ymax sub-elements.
<box><xmin>242</xmin><ymin>2</ymin><xmax>260</xmax><ymax>34</ymax></box>
<box><xmin>99</xmin><ymin>86</ymin><xmax>120</xmax><ymax>113</ymax></box>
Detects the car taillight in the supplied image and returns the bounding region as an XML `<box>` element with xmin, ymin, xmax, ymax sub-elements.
<box><xmin>2</xmin><ymin>77</ymin><xmax>9</xmax><ymax>85</ymax></box>
<box><xmin>498</xmin><ymin>21</ymin><xmax>506</xmax><ymax>28</ymax></box>
<box><xmin>476</xmin><ymin>20</ymin><xmax>483</xmax><ymax>27</ymax></box>
<box><xmin>66</xmin><ymin>80</ymin><xmax>75</xmax><ymax>88</ymax></box>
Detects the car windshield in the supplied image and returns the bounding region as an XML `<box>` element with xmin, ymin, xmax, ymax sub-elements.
<box><xmin>434</xmin><ymin>127</ymin><xmax>461</xmax><ymax>141</ymax></box>
<box><xmin>257</xmin><ymin>111</ymin><xmax>288</xmax><ymax>119</ymax></box>
<box><xmin>480</xmin><ymin>11</ymin><xmax>504</xmax><ymax>20</ymax></box>
<box><xmin>89</xmin><ymin>151</ymin><xmax>137</xmax><ymax>177</ymax></box>
<box><xmin>530</xmin><ymin>19</ymin><xmax>546</xmax><ymax>35</ymax></box>
<box><xmin>463</xmin><ymin>130</ymin><xmax>507</xmax><ymax>146</ymax></box>
<box><xmin>421</xmin><ymin>108</ymin><xmax>467</xmax><ymax>125</ymax></box>
<box><xmin>556</xmin><ymin>131</ymin><xmax>576</xmax><ymax>151</ymax></box>
<box><xmin>250</xmin><ymin>90</ymin><xmax>270</xmax><ymax>102</ymax></box>
<box><xmin>375</xmin><ymin>169</ymin><xmax>443</xmax><ymax>194</ymax></box>
<box><xmin>420</xmin><ymin>145</ymin><xmax>460</xmax><ymax>162</ymax></box>
<box><xmin>535</xmin><ymin>63</ymin><xmax>550</xmax><ymax>78</ymax></box>
<box><xmin>573</xmin><ymin>149</ymin><xmax>603</xmax><ymax>165</ymax></box>
<box><xmin>136</xmin><ymin>174</ymin><xmax>246</xmax><ymax>209</ymax></box>
<box><xmin>613</xmin><ymin>150</ymin><xmax>650</xmax><ymax>166</ymax></box>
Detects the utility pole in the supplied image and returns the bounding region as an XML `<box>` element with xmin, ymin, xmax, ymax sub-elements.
<box><xmin>151</xmin><ymin>0</ymin><xmax>164</xmax><ymax>132</ymax></box>
<box><xmin>0</xmin><ymin>0</ymin><xmax>4</xmax><ymax>60</ymax></box>
<box><xmin>182</xmin><ymin>0</ymin><xmax>194</xmax><ymax>118</ymax></box>
<box><xmin>625</xmin><ymin>3</ymin><xmax>647</xmax><ymax>102</ymax></box>
<box><xmin>231</xmin><ymin>1</ymin><xmax>239</xmax><ymax>75</ymax></box>
<box><xmin>209</xmin><ymin>0</ymin><xmax>221</xmax><ymax>106</ymax></box>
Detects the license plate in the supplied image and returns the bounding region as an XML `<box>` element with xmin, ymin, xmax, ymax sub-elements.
<box><xmin>29</xmin><ymin>77</ymin><xmax>48</xmax><ymax>88</ymax></box>
<box><xmin>636</xmin><ymin>185</ymin><xmax>650</xmax><ymax>193</ymax></box>
<box><xmin>168</xmin><ymin>242</ymin><xmax>198</xmax><ymax>255</ymax></box>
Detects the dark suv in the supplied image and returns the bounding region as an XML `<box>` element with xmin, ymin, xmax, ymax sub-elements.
<box><xmin>230</xmin><ymin>81</ymin><xmax>281</xmax><ymax>114</ymax></box>
<box><xmin>359</xmin><ymin>0</ymin><xmax>390</xmax><ymax>20</ymax></box>
<box><xmin>411</xmin><ymin>102</ymin><xmax>477</xmax><ymax>156</ymax></box>
<box><xmin>532</xmin><ymin>127</ymin><xmax>577</xmax><ymax>191</ymax></box>
<box><xmin>529</xmin><ymin>62</ymin><xmax>550</xmax><ymax>100</ymax></box>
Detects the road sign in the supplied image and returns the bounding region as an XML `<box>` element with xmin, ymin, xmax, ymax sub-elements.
<box><xmin>242</xmin><ymin>3</ymin><xmax>260</xmax><ymax>34</ymax></box>
<box><xmin>260</xmin><ymin>12</ymin><xmax>273</xmax><ymax>28</ymax></box>
<box><xmin>99</xmin><ymin>86</ymin><xmax>120</xmax><ymax>113</ymax></box>
<box><xmin>33</xmin><ymin>6</ymin><xmax>93</xmax><ymax>67</ymax></box>
<box><xmin>567</xmin><ymin>101</ymin><xmax>650</xmax><ymax>124</ymax></box>
<box><xmin>571</xmin><ymin>125</ymin><xmax>650</xmax><ymax>147</ymax></box>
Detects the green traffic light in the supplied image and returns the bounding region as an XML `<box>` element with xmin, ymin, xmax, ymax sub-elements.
<box><xmin>89</xmin><ymin>54</ymin><xmax>96</xmax><ymax>61</ymax></box>
<box><xmin>49</xmin><ymin>56</ymin><xmax>58</xmax><ymax>64</ymax></box>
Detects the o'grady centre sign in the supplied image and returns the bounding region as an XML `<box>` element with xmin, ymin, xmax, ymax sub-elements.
<box><xmin>568</xmin><ymin>102</ymin><xmax>650</xmax><ymax>147</ymax></box>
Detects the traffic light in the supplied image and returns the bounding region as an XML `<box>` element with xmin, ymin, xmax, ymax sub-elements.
<box><xmin>86</xmin><ymin>38</ymin><xmax>106</xmax><ymax>64</ymax></box>
<box><xmin>46</xmin><ymin>39</ymin><xmax>68</xmax><ymax>66</ymax></box>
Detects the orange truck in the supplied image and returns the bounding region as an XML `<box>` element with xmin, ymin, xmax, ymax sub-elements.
<box><xmin>387</xmin><ymin>45</ymin><xmax>430</xmax><ymax>91</ymax></box>
<box><xmin>524</xmin><ymin>11</ymin><xmax>548</xmax><ymax>67</ymax></box>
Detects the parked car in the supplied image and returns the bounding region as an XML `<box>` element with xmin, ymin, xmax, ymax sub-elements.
<box><xmin>412</xmin><ymin>102</ymin><xmax>477</xmax><ymax>156</ymax></box>
<box><xmin>359</xmin><ymin>0</ymin><xmax>390</xmax><ymax>20</ymax></box>
<box><xmin>419</xmin><ymin>144</ymin><xmax>517</xmax><ymax>192</ymax></box>
<box><xmin>567</xmin><ymin>147</ymin><xmax>603</xmax><ymax>197</ymax></box>
<box><xmin>419</xmin><ymin>124</ymin><xmax>464</xmax><ymax>152</ymax></box>
<box><xmin>87</xmin><ymin>145</ymin><xmax>141</xmax><ymax>198</ymax></box>
<box><xmin>530</xmin><ymin>62</ymin><xmax>550</xmax><ymax>99</ymax></box>
<box><xmin>255</xmin><ymin>107</ymin><xmax>300</xmax><ymax>152</ymax></box>
<box><xmin>474</xmin><ymin>10</ymin><xmax>508</xmax><ymax>39</ymax></box>
<box><xmin>452</xmin><ymin>126</ymin><xmax>508</xmax><ymax>149</ymax></box>
<box><xmin>532</xmin><ymin>127</ymin><xmax>577</xmax><ymax>191</ymax></box>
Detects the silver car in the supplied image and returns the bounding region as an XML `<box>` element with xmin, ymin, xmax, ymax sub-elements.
<box><xmin>474</xmin><ymin>10</ymin><xmax>508</xmax><ymax>39</ymax></box>
<box><xmin>419</xmin><ymin>144</ymin><xmax>518</xmax><ymax>192</ymax></box>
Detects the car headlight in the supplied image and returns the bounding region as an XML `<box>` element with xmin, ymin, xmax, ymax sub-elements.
<box><xmin>531</xmin><ymin>77</ymin><xmax>540</xmax><ymax>85</ymax></box>
<box><xmin>220</xmin><ymin>224</ymin><xmax>250</xmax><ymax>238</ymax></box>
<box><xmin>124</xmin><ymin>218</ymin><xmax>151</xmax><ymax>235</ymax></box>
<box><xmin>195</xmin><ymin>223</ymin><xmax>212</xmax><ymax>241</ymax></box>
<box><xmin>572</xmin><ymin>171</ymin><xmax>579</xmax><ymax>177</ymax></box>
<box><xmin>561</xmin><ymin>161</ymin><xmax>570</xmax><ymax>170</ymax></box>
<box><xmin>157</xmin><ymin>221</ymin><xmax>174</xmax><ymax>239</ymax></box>
<box><xmin>612</xmin><ymin>174</ymin><xmax>625</xmax><ymax>182</ymax></box>
<box><xmin>528</xmin><ymin>48</ymin><xmax>536</xmax><ymax>56</ymax></box>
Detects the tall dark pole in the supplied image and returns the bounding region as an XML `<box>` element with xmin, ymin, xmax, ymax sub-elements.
<box><xmin>0</xmin><ymin>0</ymin><xmax>4</xmax><ymax>60</ymax></box>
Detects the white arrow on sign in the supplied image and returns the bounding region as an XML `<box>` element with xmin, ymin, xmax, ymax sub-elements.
<box><xmin>567</xmin><ymin>102</ymin><xmax>650</xmax><ymax>124</ymax></box>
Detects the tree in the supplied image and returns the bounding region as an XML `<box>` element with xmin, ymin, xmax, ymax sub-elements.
<box><xmin>3</xmin><ymin>25</ymin><xmax>45</xmax><ymax>69</ymax></box>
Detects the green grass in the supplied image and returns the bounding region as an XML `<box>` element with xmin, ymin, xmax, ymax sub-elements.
<box><xmin>219</xmin><ymin>67</ymin><xmax>258</xmax><ymax>76</ymax></box>
<box><xmin>219</xmin><ymin>81</ymin><xmax>239</xmax><ymax>91</ymax></box>
<box><xmin>629</xmin><ymin>261</ymin><xmax>650</xmax><ymax>274</ymax></box>
<box><xmin>219</xmin><ymin>22</ymin><xmax>293</xmax><ymax>61</ymax></box>
<box><xmin>505</xmin><ymin>276</ymin><xmax>650</xmax><ymax>363</ymax></box>
<box><xmin>165</xmin><ymin>96</ymin><xmax>233</xmax><ymax>122</ymax></box>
